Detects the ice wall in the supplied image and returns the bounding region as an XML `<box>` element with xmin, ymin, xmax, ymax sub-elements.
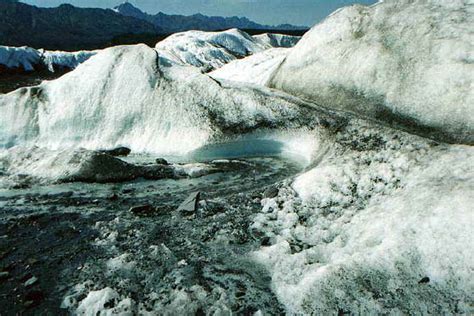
<box><xmin>269</xmin><ymin>0</ymin><xmax>474</xmax><ymax>144</ymax></box>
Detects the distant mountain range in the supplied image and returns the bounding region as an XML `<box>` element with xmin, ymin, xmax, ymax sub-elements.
<box><xmin>0</xmin><ymin>0</ymin><xmax>307</xmax><ymax>50</ymax></box>
<box><xmin>0</xmin><ymin>0</ymin><xmax>157</xmax><ymax>50</ymax></box>
<box><xmin>113</xmin><ymin>2</ymin><xmax>308</xmax><ymax>33</ymax></box>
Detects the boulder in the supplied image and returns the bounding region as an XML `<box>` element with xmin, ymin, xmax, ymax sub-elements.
<box><xmin>98</xmin><ymin>147</ymin><xmax>131</xmax><ymax>157</ymax></box>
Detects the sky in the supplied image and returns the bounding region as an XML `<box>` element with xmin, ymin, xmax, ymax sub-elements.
<box><xmin>22</xmin><ymin>0</ymin><xmax>378</xmax><ymax>26</ymax></box>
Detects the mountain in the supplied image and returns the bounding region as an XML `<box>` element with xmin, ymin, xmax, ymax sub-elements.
<box><xmin>0</xmin><ymin>0</ymin><xmax>158</xmax><ymax>50</ymax></box>
<box><xmin>114</xmin><ymin>2</ymin><xmax>308</xmax><ymax>33</ymax></box>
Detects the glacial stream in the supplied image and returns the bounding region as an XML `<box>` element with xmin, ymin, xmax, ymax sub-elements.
<box><xmin>0</xmin><ymin>140</ymin><xmax>307</xmax><ymax>314</ymax></box>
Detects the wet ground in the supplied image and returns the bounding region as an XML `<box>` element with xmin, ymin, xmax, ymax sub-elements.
<box><xmin>0</xmin><ymin>155</ymin><xmax>303</xmax><ymax>314</ymax></box>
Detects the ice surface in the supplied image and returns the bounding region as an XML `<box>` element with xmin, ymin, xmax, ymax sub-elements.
<box><xmin>210</xmin><ymin>48</ymin><xmax>289</xmax><ymax>86</ymax></box>
<box><xmin>42</xmin><ymin>50</ymin><xmax>97</xmax><ymax>72</ymax></box>
<box><xmin>1</xmin><ymin>3</ymin><xmax>472</xmax><ymax>314</ymax></box>
<box><xmin>0</xmin><ymin>45</ymin><xmax>96</xmax><ymax>72</ymax></box>
<box><xmin>253</xmin><ymin>33</ymin><xmax>300</xmax><ymax>48</ymax></box>
<box><xmin>0</xmin><ymin>46</ymin><xmax>41</xmax><ymax>71</ymax></box>
<box><xmin>0</xmin><ymin>44</ymin><xmax>318</xmax><ymax>157</ymax></box>
<box><xmin>269</xmin><ymin>0</ymin><xmax>474</xmax><ymax>144</ymax></box>
<box><xmin>251</xmin><ymin>121</ymin><xmax>474</xmax><ymax>314</ymax></box>
<box><xmin>156</xmin><ymin>29</ymin><xmax>300</xmax><ymax>72</ymax></box>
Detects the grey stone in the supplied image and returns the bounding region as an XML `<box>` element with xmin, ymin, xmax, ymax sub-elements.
<box><xmin>24</xmin><ymin>276</ymin><xmax>38</xmax><ymax>287</ymax></box>
<box><xmin>263</xmin><ymin>186</ymin><xmax>279</xmax><ymax>199</ymax></box>
<box><xmin>99</xmin><ymin>147</ymin><xmax>131</xmax><ymax>157</ymax></box>
<box><xmin>155</xmin><ymin>158</ymin><xmax>169</xmax><ymax>165</ymax></box>
<box><xmin>177</xmin><ymin>192</ymin><xmax>201</xmax><ymax>213</ymax></box>
<box><xmin>129</xmin><ymin>205</ymin><xmax>155</xmax><ymax>215</ymax></box>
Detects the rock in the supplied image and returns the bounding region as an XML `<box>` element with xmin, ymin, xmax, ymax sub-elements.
<box><xmin>99</xmin><ymin>147</ymin><xmax>131</xmax><ymax>157</ymax></box>
<box><xmin>418</xmin><ymin>276</ymin><xmax>430</xmax><ymax>284</ymax></box>
<box><xmin>0</xmin><ymin>271</ymin><xmax>9</xmax><ymax>280</ymax></box>
<box><xmin>141</xmin><ymin>165</ymin><xmax>176</xmax><ymax>180</ymax></box>
<box><xmin>155</xmin><ymin>158</ymin><xmax>169</xmax><ymax>165</ymax></box>
<box><xmin>263</xmin><ymin>186</ymin><xmax>279</xmax><ymax>199</ymax></box>
<box><xmin>108</xmin><ymin>193</ymin><xmax>119</xmax><ymax>201</ymax></box>
<box><xmin>64</xmin><ymin>151</ymin><xmax>140</xmax><ymax>183</ymax></box>
<box><xmin>261</xmin><ymin>237</ymin><xmax>271</xmax><ymax>246</ymax></box>
<box><xmin>129</xmin><ymin>205</ymin><xmax>155</xmax><ymax>215</ymax></box>
<box><xmin>24</xmin><ymin>276</ymin><xmax>38</xmax><ymax>287</ymax></box>
<box><xmin>24</xmin><ymin>290</ymin><xmax>44</xmax><ymax>308</ymax></box>
<box><xmin>177</xmin><ymin>192</ymin><xmax>200</xmax><ymax>213</ymax></box>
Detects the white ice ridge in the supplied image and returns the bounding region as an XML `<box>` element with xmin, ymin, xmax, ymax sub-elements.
<box><xmin>0</xmin><ymin>45</ymin><xmax>96</xmax><ymax>72</ymax></box>
<box><xmin>0</xmin><ymin>44</ymin><xmax>316</xmax><ymax>156</ymax></box>
<box><xmin>210</xmin><ymin>48</ymin><xmax>289</xmax><ymax>86</ymax></box>
<box><xmin>252</xmin><ymin>121</ymin><xmax>474</xmax><ymax>314</ymax></box>
<box><xmin>269</xmin><ymin>0</ymin><xmax>474</xmax><ymax>144</ymax></box>
<box><xmin>155</xmin><ymin>28</ymin><xmax>300</xmax><ymax>72</ymax></box>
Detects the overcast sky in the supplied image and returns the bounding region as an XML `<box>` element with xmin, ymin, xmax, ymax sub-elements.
<box><xmin>22</xmin><ymin>0</ymin><xmax>377</xmax><ymax>26</ymax></box>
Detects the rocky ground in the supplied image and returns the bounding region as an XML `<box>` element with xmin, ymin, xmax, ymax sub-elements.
<box><xmin>0</xmin><ymin>155</ymin><xmax>302</xmax><ymax>314</ymax></box>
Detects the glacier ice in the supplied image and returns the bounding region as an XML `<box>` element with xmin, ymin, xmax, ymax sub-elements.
<box><xmin>252</xmin><ymin>121</ymin><xmax>474</xmax><ymax>314</ymax></box>
<box><xmin>0</xmin><ymin>45</ymin><xmax>96</xmax><ymax>72</ymax></box>
<box><xmin>41</xmin><ymin>49</ymin><xmax>97</xmax><ymax>72</ymax></box>
<box><xmin>253</xmin><ymin>33</ymin><xmax>301</xmax><ymax>48</ymax></box>
<box><xmin>269</xmin><ymin>0</ymin><xmax>474</xmax><ymax>144</ymax></box>
<box><xmin>210</xmin><ymin>48</ymin><xmax>289</xmax><ymax>86</ymax></box>
<box><xmin>0</xmin><ymin>44</ymin><xmax>318</xmax><ymax>157</ymax></box>
<box><xmin>0</xmin><ymin>46</ymin><xmax>41</xmax><ymax>71</ymax></box>
<box><xmin>0</xmin><ymin>3</ymin><xmax>472</xmax><ymax>314</ymax></box>
<box><xmin>156</xmin><ymin>29</ymin><xmax>300</xmax><ymax>72</ymax></box>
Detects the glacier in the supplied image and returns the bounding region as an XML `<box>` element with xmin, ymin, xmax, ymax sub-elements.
<box><xmin>210</xmin><ymin>48</ymin><xmax>289</xmax><ymax>86</ymax></box>
<box><xmin>0</xmin><ymin>45</ymin><xmax>96</xmax><ymax>72</ymax></box>
<box><xmin>268</xmin><ymin>0</ymin><xmax>474</xmax><ymax>144</ymax></box>
<box><xmin>156</xmin><ymin>29</ymin><xmax>300</xmax><ymax>72</ymax></box>
<box><xmin>0</xmin><ymin>44</ymin><xmax>318</xmax><ymax>157</ymax></box>
<box><xmin>0</xmin><ymin>1</ymin><xmax>472</xmax><ymax>314</ymax></box>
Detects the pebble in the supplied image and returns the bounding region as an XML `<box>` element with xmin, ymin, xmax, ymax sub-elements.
<box><xmin>24</xmin><ymin>276</ymin><xmax>38</xmax><ymax>287</ymax></box>
<box><xmin>129</xmin><ymin>205</ymin><xmax>155</xmax><ymax>215</ymax></box>
<box><xmin>418</xmin><ymin>276</ymin><xmax>430</xmax><ymax>284</ymax></box>
<box><xmin>0</xmin><ymin>271</ymin><xmax>9</xmax><ymax>280</ymax></box>
<box><xmin>263</xmin><ymin>186</ymin><xmax>279</xmax><ymax>199</ymax></box>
